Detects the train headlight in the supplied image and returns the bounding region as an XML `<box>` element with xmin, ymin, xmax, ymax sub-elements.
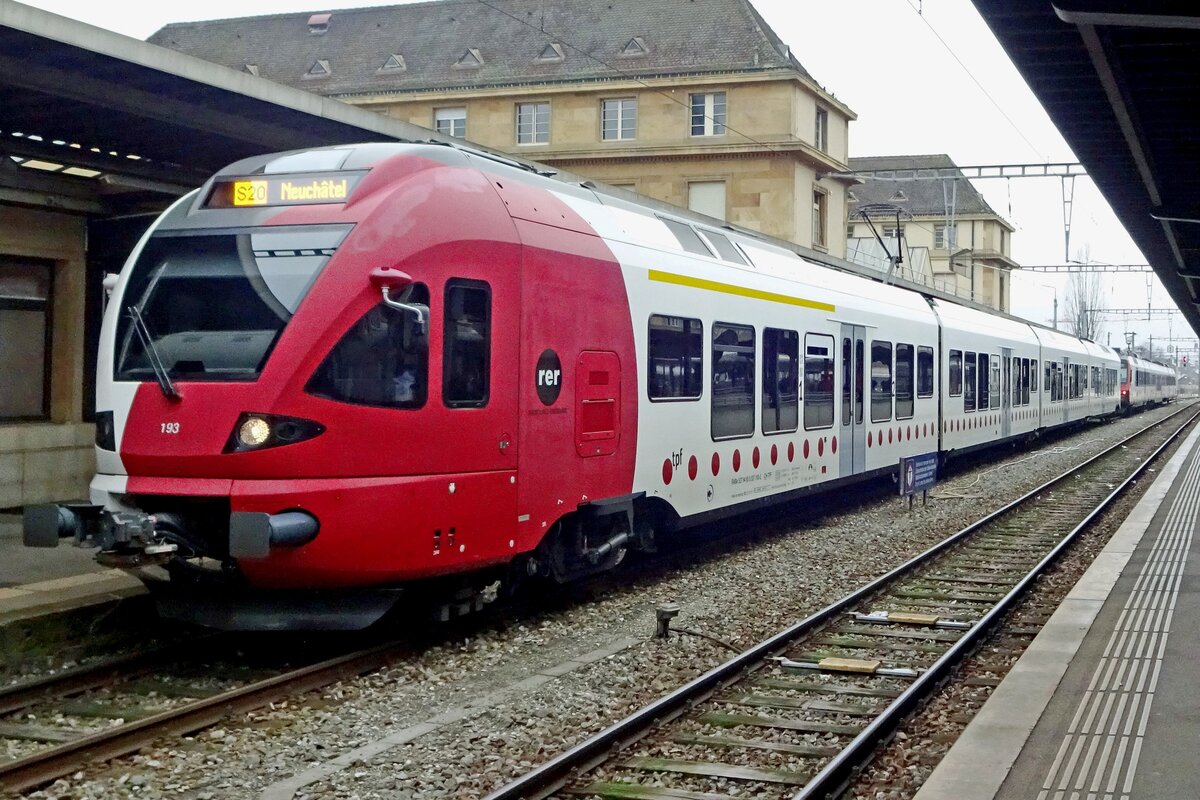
<box><xmin>226</xmin><ymin>413</ymin><xmax>325</xmax><ymax>453</ymax></box>
<box><xmin>238</xmin><ymin>417</ymin><xmax>272</xmax><ymax>448</ymax></box>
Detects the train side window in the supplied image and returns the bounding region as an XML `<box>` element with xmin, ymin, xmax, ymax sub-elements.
<box><xmin>762</xmin><ymin>328</ymin><xmax>799</xmax><ymax>434</ymax></box>
<box><xmin>855</xmin><ymin>339</ymin><xmax>865</xmax><ymax>424</ymax></box>
<box><xmin>804</xmin><ymin>333</ymin><xmax>835</xmax><ymax>430</ymax></box>
<box><xmin>648</xmin><ymin>314</ymin><xmax>703</xmax><ymax>401</ymax></box>
<box><xmin>917</xmin><ymin>346</ymin><xmax>934</xmax><ymax>398</ymax></box>
<box><xmin>1022</xmin><ymin>358</ymin><xmax>1031</xmax><ymax>405</ymax></box>
<box><xmin>949</xmin><ymin>349</ymin><xmax>962</xmax><ymax>396</ymax></box>
<box><xmin>443</xmin><ymin>280</ymin><xmax>490</xmax><ymax>408</ymax></box>
<box><xmin>989</xmin><ymin>355</ymin><xmax>1000</xmax><ymax>410</ymax></box>
<box><xmin>895</xmin><ymin>343</ymin><xmax>914</xmax><ymax>419</ymax></box>
<box><xmin>964</xmin><ymin>352</ymin><xmax>977</xmax><ymax>411</ymax></box>
<box><xmin>842</xmin><ymin>337</ymin><xmax>852</xmax><ymax>424</ymax></box>
<box><xmin>978</xmin><ymin>354</ymin><xmax>990</xmax><ymax>410</ymax></box>
<box><xmin>711</xmin><ymin>322</ymin><xmax>755</xmax><ymax>440</ymax></box>
<box><xmin>306</xmin><ymin>284</ymin><xmax>430</xmax><ymax>409</ymax></box>
<box><xmin>870</xmin><ymin>340</ymin><xmax>893</xmax><ymax>423</ymax></box>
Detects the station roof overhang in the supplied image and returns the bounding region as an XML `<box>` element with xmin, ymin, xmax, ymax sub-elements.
<box><xmin>971</xmin><ymin>0</ymin><xmax>1200</xmax><ymax>337</ymax></box>
<box><xmin>0</xmin><ymin>0</ymin><xmax>450</xmax><ymax>217</ymax></box>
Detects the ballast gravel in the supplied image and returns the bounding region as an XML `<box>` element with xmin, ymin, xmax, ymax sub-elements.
<box><xmin>22</xmin><ymin>405</ymin><xmax>1186</xmax><ymax>800</ymax></box>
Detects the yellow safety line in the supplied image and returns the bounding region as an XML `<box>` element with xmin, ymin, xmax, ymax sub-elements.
<box><xmin>648</xmin><ymin>269</ymin><xmax>835</xmax><ymax>312</ymax></box>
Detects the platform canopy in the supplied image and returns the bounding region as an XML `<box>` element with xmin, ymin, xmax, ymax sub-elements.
<box><xmin>0</xmin><ymin>0</ymin><xmax>446</xmax><ymax>216</ymax></box>
<box><xmin>971</xmin><ymin>1</ymin><xmax>1200</xmax><ymax>337</ymax></box>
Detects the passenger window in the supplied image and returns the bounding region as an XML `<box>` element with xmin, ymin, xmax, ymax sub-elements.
<box><xmin>648</xmin><ymin>314</ymin><xmax>703</xmax><ymax>400</ymax></box>
<box><xmin>917</xmin><ymin>346</ymin><xmax>934</xmax><ymax>398</ymax></box>
<box><xmin>964</xmin><ymin>352</ymin><xmax>977</xmax><ymax>411</ymax></box>
<box><xmin>306</xmin><ymin>285</ymin><xmax>430</xmax><ymax>409</ymax></box>
<box><xmin>842</xmin><ymin>337</ymin><xmax>852</xmax><ymax>424</ymax></box>
<box><xmin>989</xmin><ymin>355</ymin><xmax>1000</xmax><ymax>410</ymax></box>
<box><xmin>804</xmin><ymin>334</ymin><xmax>835</xmax><ymax>430</ymax></box>
<box><xmin>870</xmin><ymin>340</ymin><xmax>893</xmax><ymax>423</ymax></box>
<box><xmin>977</xmin><ymin>353</ymin><xmax>990</xmax><ymax>410</ymax></box>
<box><xmin>895</xmin><ymin>343</ymin><xmax>914</xmax><ymax>419</ymax></box>
<box><xmin>949</xmin><ymin>349</ymin><xmax>962</xmax><ymax>396</ymax></box>
<box><xmin>762</xmin><ymin>328</ymin><xmax>799</xmax><ymax>434</ymax></box>
<box><xmin>442</xmin><ymin>281</ymin><xmax>490</xmax><ymax>408</ymax></box>
<box><xmin>711</xmin><ymin>322</ymin><xmax>755</xmax><ymax>439</ymax></box>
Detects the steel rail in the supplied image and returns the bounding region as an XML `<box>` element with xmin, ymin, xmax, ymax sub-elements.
<box><xmin>0</xmin><ymin>641</ymin><xmax>406</xmax><ymax>793</ymax></box>
<box><xmin>482</xmin><ymin>402</ymin><xmax>1199</xmax><ymax>800</ymax></box>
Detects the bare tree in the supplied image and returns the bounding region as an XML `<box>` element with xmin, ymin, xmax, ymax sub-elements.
<box><xmin>1064</xmin><ymin>250</ymin><xmax>1105</xmax><ymax>341</ymax></box>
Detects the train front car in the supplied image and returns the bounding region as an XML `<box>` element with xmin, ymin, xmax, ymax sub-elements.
<box><xmin>23</xmin><ymin>144</ymin><xmax>529</xmax><ymax>630</ymax></box>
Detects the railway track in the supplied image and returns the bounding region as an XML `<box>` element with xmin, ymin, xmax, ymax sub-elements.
<box><xmin>484</xmin><ymin>403</ymin><xmax>1200</xmax><ymax>800</ymax></box>
<box><xmin>0</xmin><ymin>633</ymin><xmax>408</xmax><ymax>793</ymax></box>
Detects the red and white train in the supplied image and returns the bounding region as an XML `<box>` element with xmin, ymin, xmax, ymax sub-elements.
<box><xmin>23</xmin><ymin>142</ymin><xmax>1176</xmax><ymax>629</ymax></box>
<box><xmin>1120</xmin><ymin>353</ymin><xmax>1177</xmax><ymax>412</ymax></box>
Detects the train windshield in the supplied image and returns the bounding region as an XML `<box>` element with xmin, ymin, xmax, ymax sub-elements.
<box><xmin>114</xmin><ymin>225</ymin><xmax>352</xmax><ymax>382</ymax></box>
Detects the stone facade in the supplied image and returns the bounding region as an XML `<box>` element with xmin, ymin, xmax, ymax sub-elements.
<box><xmin>0</xmin><ymin>206</ymin><xmax>94</xmax><ymax>507</ymax></box>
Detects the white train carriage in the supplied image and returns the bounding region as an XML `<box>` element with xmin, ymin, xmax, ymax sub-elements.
<box><xmin>932</xmin><ymin>298</ymin><xmax>1042</xmax><ymax>455</ymax></box>
<box><xmin>568</xmin><ymin>189</ymin><xmax>942</xmax><ymax>523</ymax></box>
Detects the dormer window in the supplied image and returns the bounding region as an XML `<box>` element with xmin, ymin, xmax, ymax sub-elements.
<box><xmin>620</xmin><ymin>37</ymin><xmax>648</xmax><ymax>57</ymax></box>
<box><xmin>378</xmin><ymin>54</ymin><xmax>406</xmax><ymax>73</ymax></box>
<box><xmin>308</xmin><ymin>13</ymin><xmax>330</xmax><ymax>35</ymax></box>
<box><xmin>536</xmin><ymin>43</ymin><xmax>565</xmax><ymax>63</ymax></box>
<box><xmin>304</xmin><ymin>59</ymin><xmax>331</xmax><ymax>79</ymax></box>
<box><xmin>455</xmin><ymin>48</ymin><xmax>483</xmax><ymax>69</ymax></box>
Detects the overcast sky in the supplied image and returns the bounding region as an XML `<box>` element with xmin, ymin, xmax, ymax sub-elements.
<box><xmin>16</xmin><ymin>0</ymin><xmax>1192</xmax><ymax>358</ymax></box>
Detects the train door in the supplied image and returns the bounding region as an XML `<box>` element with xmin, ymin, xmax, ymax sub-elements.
<box><xmin>1001</xmin><ymin>348</ymin><xmax>1012</xmax><ymax>438</ymax></box>
<box><xmin>839</xmin><ymin>324</ymin><xmax>867</xmax><ymax>475</ymax></box>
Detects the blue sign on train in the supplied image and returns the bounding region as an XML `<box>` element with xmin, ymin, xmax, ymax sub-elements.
<box><xmin>899</xmin><ymin>453</ymin><xmax>938</xmax><ymax>496</ymax></box>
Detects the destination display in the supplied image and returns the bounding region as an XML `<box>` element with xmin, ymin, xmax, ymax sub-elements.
<box><xmin>204</xmin><ymin>172</ymin><xmax>366</xmax><ymax>209</ymax></box>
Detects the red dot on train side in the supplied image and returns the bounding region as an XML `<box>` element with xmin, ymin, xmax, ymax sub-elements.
<box><xmin>688</xmin><ymin>455</ymin><xmax>698</xmax><ymax>480</ymax></box>
<box><xmin>788</xmin><ymin>442</ymin><xmax>795</xmax><ymax>462</ymax></box>
<box><xmin>818</xmin><ymin>438</ymin><xmax>824</xmax><ymax>456</ymax></box>
<box><xmin>662</xmin><ymin>459</ymin><xmax>672</xmax><ymax>485</ymax></box>
<box><xmin>733</xmin><ymin>449</ymin><xmax>742</xmax><ymax>472</ymax></box>
<box><xmin>770</xmin><ymin>444</ymin><xmax>778</xmax><ymax>465</ymax></box>
<box><xmin>712</xmin><ymin>452</ymin><xmax>720</xmax><ymax>476</ymax></box>
<box><xmin>752</xmin><ymin>447</ymin><xmax>760</xmax><ymax>469</ymax></box>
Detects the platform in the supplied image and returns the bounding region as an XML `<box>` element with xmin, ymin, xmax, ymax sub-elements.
<box><xmin>915</xmin><ymin>422</ymin><xmax>1200</xmax><ymax>800</ymax></box>
<box><xmin>0</xmin><ymin>513</ymin><xmax>144</xmax><ymax>624</ymax></box>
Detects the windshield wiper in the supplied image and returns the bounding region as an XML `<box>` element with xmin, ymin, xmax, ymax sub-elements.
<box><xmin>127</xmin><ymin>305</ymin><xmax>181</xmax><ymax>400</ymax></box>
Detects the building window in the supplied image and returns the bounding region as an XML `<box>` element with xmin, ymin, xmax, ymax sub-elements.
<box><xmin>516</xmin><ymin>102</ymin><xmax>550</xmax><ymax>145</ymax></box>
<box><xmin>815</xmin><ymin>106</ymin><xmax>828</xmax><ymax>152</ymax></box>
<box><xmin>688</xmin><ymin>181</ymin><xmax>726</xmax><ymax>221</ymax></box>
<box><xmin>934</xmin><ymin>223</ymin><xmax>955</xmax><ymax>250</ymax></box>
<box><xmin>435</xmin><ymin>107</ymin><xmax>466</xmax><ymax>139</ymax></box>
<box><xmin>690</xmin><ymin>92</ymin><xmax>726</xmax><ymax>136</ymax></box>
<box><xmin>0</xmin><ymin>260</ymin><xmax>52</xmax><ymax>420</ymax></box>
<box><xmin>812</xmin><ymin>190</ymin><xmax>828</xmax><ymax>249</ymax></box>
<box><xmin>601</xmin><ymin>98</ymin><xmax>637</xmax><ymax>141</ymax></box>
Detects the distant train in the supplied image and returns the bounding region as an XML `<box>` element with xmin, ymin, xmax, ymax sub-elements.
<box><xmin>23</xmin><ymin>142</ymin><xmax>1177</xmax><ymax>630</ymax></box>
<box><xmin>1120</xmin><ymin>353</ymin><xmax>1178</xmax><ymax>412</ymax></box>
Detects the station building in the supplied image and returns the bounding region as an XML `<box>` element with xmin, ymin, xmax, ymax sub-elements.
<box><xmin>846</xmin><ymin>154</ymin><xmax>1018</xmax><ymax>313</ymax></box>
<box><xmin>148</xmin><ymin>0</ymin><xmax>858</xmax><ymax>253</ymax></box>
